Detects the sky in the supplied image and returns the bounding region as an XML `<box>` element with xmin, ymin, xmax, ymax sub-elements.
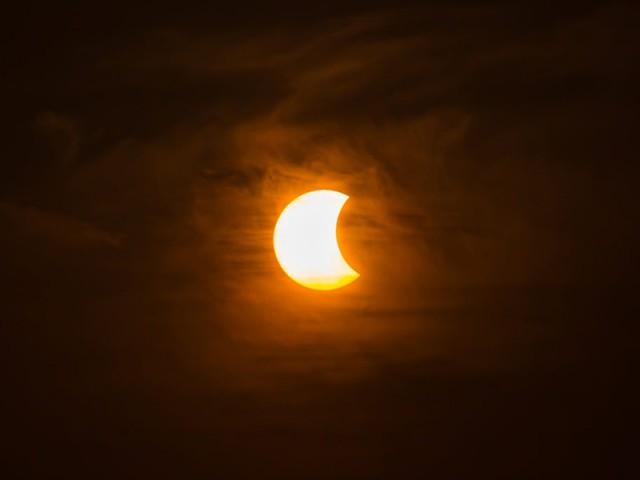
<box><xmin>1</xmin><ymin>1</ymin><xmax>638</xmax><ymax>478</ymax></box>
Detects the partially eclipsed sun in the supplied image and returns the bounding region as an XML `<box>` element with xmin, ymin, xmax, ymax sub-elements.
<box><xmin>273</xmin><ymin>190</ymin><xmax>360</xmax><ymax>290</ymax></box>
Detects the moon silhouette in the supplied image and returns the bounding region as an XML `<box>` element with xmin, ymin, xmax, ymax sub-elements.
<box><xmin>273</xmin><ymin>190</ymin><xmax>360</xmax><ymax>290</ymax></box>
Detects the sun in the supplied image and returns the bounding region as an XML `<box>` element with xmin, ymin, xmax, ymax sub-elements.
<box><xmin>273</xmin><ymin>190</ymin><xmax>360</xmax><ymax>290</ymax></box>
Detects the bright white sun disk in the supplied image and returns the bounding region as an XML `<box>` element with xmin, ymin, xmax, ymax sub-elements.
<box><xmin>273</xmin><ymin>190</ymin><xmax>359</xmax><ymax>290</ymax></box>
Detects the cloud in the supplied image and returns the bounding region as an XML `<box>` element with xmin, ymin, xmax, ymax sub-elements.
<box><xmin>31</xmin><ymin>112</ymin><xmax>80</xmax><ymax>168</ymax></box>
<box><xmin>0</xmin><ymin>201</ymin><xmax>125</xmax><ymax>248</ymax></box>
<box><xmin>2</xmin><ymin>4</ymin><xmax>638</xmax><ymax>477</ymax></box>
<box><xmin>1</xmin><ymin>0</ymin><xmax>636</xmax><ymax>405</ymax></box>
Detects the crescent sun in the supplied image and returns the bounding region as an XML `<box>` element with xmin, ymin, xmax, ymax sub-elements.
<box><xmin>273</xmin><ymin>189</ymin><xmax>360</xmax><ymax>291</ymax></box>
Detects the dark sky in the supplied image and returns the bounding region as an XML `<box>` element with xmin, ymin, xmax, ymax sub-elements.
<box><xmin>1</xmin><ymin>1</ymin><xmax>638</xmax><ymax>478</ymax></box>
